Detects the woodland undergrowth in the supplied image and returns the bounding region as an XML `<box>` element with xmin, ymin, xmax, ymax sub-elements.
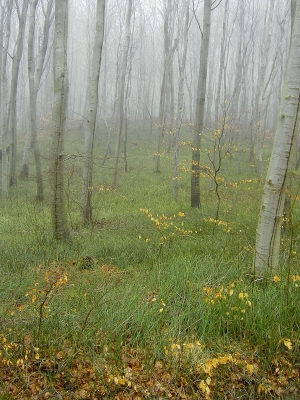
<box><xmin>0</xmin><ymin>127</ymin><xmax>299</xmax><ymax>399</ymax></box>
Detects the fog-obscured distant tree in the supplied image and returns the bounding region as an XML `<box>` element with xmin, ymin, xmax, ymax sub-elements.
<box><xmin>8</xmin><ymin>0</ymin><xmax>30</xmax><ymax>188</ymax></box>
<box><xmin>0</xmin><ymin>0</ymin><xmax>13</xmax><ymax>198</ymax></box>
<box><xmin>254</xmin><ymin>0</ymin><xmax>300</xmax><ymax>275</ymax></box>
<box><xmin>112</xmin><ymin>0</ymin><xmax>133</xmax><ymax>188</ymax></box>
<box><xmin>50</xmin><ymin>0</ymin><xmax>69</xmax><ymax>240</ymax></box>
<box><xmin>154</xmin><ymin>0</ymin><xmax>179</xmax><ymax>173</ymax></box>
<box><xmin>214</xmin><ymin>0</ymin><xmax>229</xmax><ymax>124</ymax></box>
<box><xmin>255</xmin><ymin>0</ymin><xmax>275</xmax><ymax>181</ymax></box>
<box><xmin>174</xmin><ymin>0</ymin><xmax>189</xmax><ymax>200</ymax></box>
<box><xmin>81</xmin><ymin>0</ymin><xmax>105</xmax><ymax>223</ymax></box>
<box><xmin>191</xmin><ymin>0</ymin><xmax>212</xmax><ymax>208</ymax></box>
<box><xmin>20</xmin><ymin>0</ymin><xmax>54</xmax><ymax>201</ymax></box>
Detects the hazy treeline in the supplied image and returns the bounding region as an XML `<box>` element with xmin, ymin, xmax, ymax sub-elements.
<box><xmin>1</xmin><ymin>0</ymin><xmax>291</xmax><ymax>138</ymax></box>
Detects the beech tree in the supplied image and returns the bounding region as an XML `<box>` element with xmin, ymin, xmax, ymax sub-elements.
<box><xmin>1</xmin><ymin>0</ymin><xmax>13</xmax><ymax>198</ymax></box>
<box><xmin>112</xmin><ymin>0</ymin><xmax>133</xmax><ymax>188</ymax></box>
<box><xmin>173</xmin><ymin>0</ymin><xmax>190</xmax><ymax>200</ymax></box>
<box><xmin>8</xmin><ymin>0</ymin><xmax>30</xmax><ymax>188</ymax></box>
<box><xmin>191</xmin><ymin>0</ymin><xmax>212</xmax><ymax>208</ymax></box>
<box><xmin>81</xmin><ymin>0</ymin><xmax>105</xmax><ymax>223</ymax></box>
<box><xmin>50</xmin><ymin>0</ymin><xmax>69</xmax><ymax>240</ymax></box>
<box><xmin>21</xmin><ymin>0</ymin><xmax>54</xmax><ymax>201</ymax></box>
<box><xmin>254</xmin><ymin>0</ymin><xmax>300</xmax><ymax>275</ymax></box>
<box><xmin>154</xmin><ymin>0</ymin><xmax>179</xmax><ymax>173</ymax></box>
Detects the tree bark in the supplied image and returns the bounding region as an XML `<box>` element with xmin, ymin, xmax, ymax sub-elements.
<box><xmin>174</xmin><ymin>0</ymin><xmax>189</xmax><ymax>201</ymax></box>
<box><xmin>254</xmin><ymin>1</ymin><xmax>300</xmax><ymax>275</ymax></box>
<box><xmin>81</xmin><ymin>0</ymin><xmax>105</xmax><ymax>223</ymax></box>
<box><xmin>20</xmin><ymin>0</ymin><xmax>53</xmax><ymax>202</ymax></box>
<box><xmin>8</xmin><ymin>0</ymin><xmax>30</xmax><ymax>188</ymax></box>
<box><xmin>1</xmin><ymin>0</ymin><xmax>13</xmax><ymax>198</ymax></box>
<box><xmin>191</xmin><ymin>0</ymin><xmax>212</xmax><ymax>208</ymax></box>
<box><xmin>154</xmin><ymin>0</ymin><xmax>179</xmax><ymax>173</ymax></box>
<box><xmin>112</xmin><ymin>0</ymin><xmax>132</xmax><ymax>188</ymax></box>
<box><xmin>50</xmin><ymin>0</ymin><xmax>70</xmax><ymax>240</ymax></box>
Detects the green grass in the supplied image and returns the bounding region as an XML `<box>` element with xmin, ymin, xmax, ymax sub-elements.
<box><xmin>0</xmin><ymin>124</ymin><xmax>299</xmax><ymax>398</ymax></box>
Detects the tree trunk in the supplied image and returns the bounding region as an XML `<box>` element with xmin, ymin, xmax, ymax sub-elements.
<box><xmin>1</xmin><ymin>0</ymin><xmax>13</xmax><ymax>198</ymax></box>
<box><xmin>191</xmin><ymin>0</ymin><xmax>212</xmax><ymax>208</ymax></box>
<box><xmin>50</xmin><ymin>0</ymin><xmax>69</xmax><ymax>240</ymax></box>
<box><xmin>112</xmin><ymin>0</ymin><xmax>132</xmax><ymax>189</ymax></box>
<box><xmin>8</xmin><ymin>0</ymin><xmax>30</xmax><ymax>188</ymax></box>
<box><xmin>254</xmin><ymin>1</ymin><xmax>300</xmax><ymax>275</ymax></box>
<box><xmin>81</xmin><ymin>0</ymin><xmax>105</xmax><ymax>223</ymax></box>
<box><xmin>255</xmin><ymin>0</ymin><xmax>275</xmax><ymax>181</ymax></box>
<box><xmin>154</xmin><ymin>0</ymin><xmax>179</xmax><ymax>173</ymax></box>
<box><xmin>20</xmin><ymin>0</ymin><xmax>53</xmax><ymax>202</ymax></box>
<box><xmin>174</xmin><ymin>0</ymin><xmax>189</xmax><ymax>201</ymax></box>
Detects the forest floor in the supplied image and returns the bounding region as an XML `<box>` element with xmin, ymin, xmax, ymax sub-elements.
<box><xmin>0</xmin><ymin>125</ymin><xmax>299</xmax><ymax>399</ymax></box>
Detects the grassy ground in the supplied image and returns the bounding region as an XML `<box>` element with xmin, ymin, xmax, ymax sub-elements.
<box><xmin>0</xmin><ymin>123</ymin><xmax>299</xmax><ymax>399</ymax></box>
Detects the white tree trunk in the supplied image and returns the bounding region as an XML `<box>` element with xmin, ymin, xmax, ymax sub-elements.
<box><xmin>154</xmin><ymin>0</ymin><xmax>179</xmax><ymax>173</ymax></box>
<box><xmin>1</xmin><ymin>0</ymin><xmax>13</xmax><ymax>198</ymax></box>
<box><xmin>8</xmin><ymin>0</ymin><xmax>30</xmax><ymax>188</ymax></box>
<box><xmin>51</xmin><ymin>0</ymin><xmax>69</xmax><ymax>240</ymax></box>
<box><xmin>191</xmin><ymin>0</ymin><xmax>212</xmax><ymax>208</ymax></box>
<box><xmin>255</xmin><ymin>0</ymin><xmax>275</xmax><ymax>181</ymax></box>
<box><xmin>174</xmin><ymin>0</ymin><xmax>189</xmax><ymax>200</ymax></box>
<box><xmin>254</xmin><ymin>1</ymin><xmax>300</xmax><ymax>275</ymax></box>
<box><xmin>81</xmin><ymin>0</ymin><xmax>105</xmax><ymax>223</ymax></box>
<box><xmin>21</xmin><ymin>0</ymin><xmax>53</xmax><ymax>202</ymax></box>
<box><xmin>112</xmin><ymin>0</ymin><xmax>132</xmax><ymax>188</ymax></box>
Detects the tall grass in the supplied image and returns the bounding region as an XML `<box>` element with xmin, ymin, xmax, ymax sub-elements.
<box><xmin>0</xmin><ymin>124</ymin><xmax>299</xmax><ymax>397</ymax></box>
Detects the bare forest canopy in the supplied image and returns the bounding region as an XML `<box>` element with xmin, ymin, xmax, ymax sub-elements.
<box><xmin>1</xmin><ymin>0</ymin><xmax>290</xmax><ymax>139</ymax></box>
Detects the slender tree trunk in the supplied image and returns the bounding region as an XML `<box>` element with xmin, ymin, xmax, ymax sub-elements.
<box><xmin>174</xmin><ymin>0</ymin><xmax>189</xmax><ymax>201</ymax></box>
<box><xmin>255</xmin><ymin>1</ymin><xmax>275</xmax><ymax>181</ymax></box>
<box><xmin>1</xmin><ymin>0</ymin><xmax>13</xmax><ymax>198</ymax></box>
<box><xmin>81</xmin><ymin>0</ymin><xmax>105</xmax><ymax>223</ymax></box>
<box><xmin>50</xmin><ymin>0</ymin><xmax>69</xmax><ymax>240</ymax></box>
<box><xmin>154</xmin><ymin>0</ymin><xmax>179</xmax><ymax>173</ymax></box>
<box><xmin>214</xmin><ymin>0</ymin><xmax>228</xmax><ymax>123</ymax></box>
<box><xmin>229</xmin><ymin>0</ymin><xmax>244</xmax><ymax>147</ymax></box>
<box><xmin>8</xmin><ymin>0</ymin><xmax>30</xmax><ymax>188</ymax></box>
<box><xmin>254</xmin><ymin>1</ymin><xmax>300</xmax><ymax>275</ymax></box>
<box><xmin>112</xmin><ymin>0</ymin><xmax>132</xmax><ymax>188</ymax></box>
<box><xmin>191</xmin><ymin>0</ymin><xmax>212</xmax><ymax>208</ymax></box>
<box><xmin>20</xmin><ymin>0</ymin><xmax>53</xmax><ymax>202</ymax></box>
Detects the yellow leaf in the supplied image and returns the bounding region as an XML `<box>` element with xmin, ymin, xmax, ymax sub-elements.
<box><xmin>246</xmin><ymin>363</ymin><xmax>254</xmax><ymax>374</ymax></box>
<box><xmin>283</xmin><ymin>339</ymin><xmax>293</xmax><ymax>350</ymax></box>
<box><xmin>199</xmin><ymin>380</ymin><xmax>207</xmax><ymax>394</ymax></box>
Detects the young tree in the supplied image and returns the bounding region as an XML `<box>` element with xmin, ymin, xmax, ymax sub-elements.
<box><xmin>191</xmin><ymin>0</ymin><xmax>212</xmax><ymax>208</ymax></box>
<box><xmin>255</xmin><ymin>0</ymin><xmax>275</xmax><ymax>181</ymax></box>
<box><xmin>21</xmin><ymin>0</ymin><xmax>54</xmax><ymax>201</ymax></box>
<box><xmin>173</xmin><ymin>0</ymin><xmax>190</xmax><ymax>200</ymax></box>
<box><xmin>81</xmin><ymin>0</ymin><xmax>106</xmax><ymax>223</ymax></box>
<box><xmin>0</xmin><ymin>0</ymin><xmax>13</xmax><ymax>198</ymax></box>
<box><xmin>50</xmin><ymin>0</ymin><xmax>69</xmax><ymax>240</ymax></box>
<box><xmin>254</xmin><ymin>0</ymin><xmax>300</xmax><ymax>275</ymax></box>
<box><xmin>8</xmin><ymin>0</ymin><xmax>30</xmax><ymax>188</ymax></box>
<box><xmin>112</xmin><ymin>0</ymin><xmax>133</xmax><ymax>188</ymax></box>
<box><xmin>154</xmin><ymin>0</ymin><xmax>179</xmax><ymax>173</ymax></box>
